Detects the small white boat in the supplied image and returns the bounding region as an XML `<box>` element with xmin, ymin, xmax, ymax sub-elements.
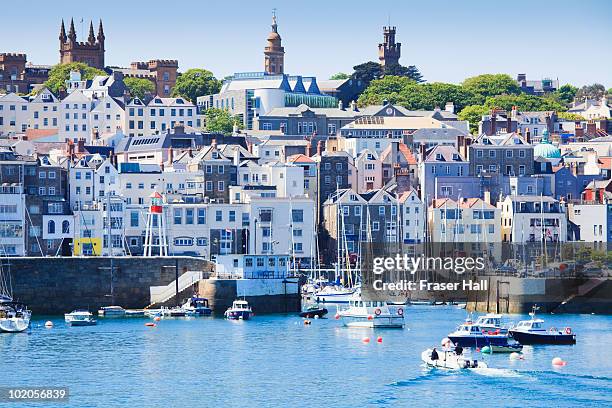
<box><xmin>474</xmin><ymin>313</ymin><xmax>511</xmax><ymax>333</ymax></box>
<box><xmin>125</xmin><ymin>309</ymin><xmax>146</xmax><ymax>317</ymax></box>
<box><xmin>311</xmin><ymin>285</ymin><xmax>358</xmax><ymax>304</ymax></box>
<box><xmin>224</xmin><ymin>300</ymin><xmax>253</xmax><ymax>320</ymax></box>
<box><xmin>0</xmin><ymin>301</ymin><xmax>31</xmax><ymax>333</ymax></box>
<box><xmin>161</xmin><ymin>306</ymin><xmax>187</xmax><ymax>317</ymax></box>
<box><xmin>97</xmin><ymin>306</ymin><xmax>126</xmax><ymax>317</ymax></box>
<box><xmin>337</xmin><ymin>299</ymin><xmax>404</xmax><ymax>328</ymax></box>
<box><xmin>181</xmin><ymin>297</ymin><xmax>212</xmax><ymax>316</ymax></box>
<box><xmin>65</xmin><ymin>310</ymin><xmax>97</xmax><ymax>326</ymax></box>
<box><xmin>421</xmin><ymin>348</ymin><xmax>488</xmax><ymax>370</ymax></box>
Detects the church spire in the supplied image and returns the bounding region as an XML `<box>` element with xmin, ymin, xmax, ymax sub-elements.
<box><xmin>68</xmin><ymin>18</ymin><xmax>77</xmax><ymax>42</ymax></box>
<box><xmin>97</xmin><ymin>19</ymin><xmax>105</xmax><ymax>43</ymax></box>
<box><xmin>88</xmin><ymin>21</ymin><xmax>95</xmax><ymax>43</ymax></box>
<box><xmin>59</xmin><ymin>19</ymin><xmax>67</xmax><ymax>42</ymax></box>
<box><xmin>264</xmin><ymin>10</ymin><xmax>284</xmax><ymax>75</ymax></box>
<box><xmin>271</xmin><ymin>9</ymin><xmax>278</xmax><ymax>33</ymax></box>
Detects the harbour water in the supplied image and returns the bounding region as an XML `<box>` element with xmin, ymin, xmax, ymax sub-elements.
<box><xmin>1</xmin><ymin>307</ymin><xmax>610</xmax><ymax>407</ymax></box>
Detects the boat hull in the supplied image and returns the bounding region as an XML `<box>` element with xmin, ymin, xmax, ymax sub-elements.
<box><xmin>299</xmin><ymin>308</ymin><xmax>328</xmax><ymax>318</ymax></box>
<box><xmin>225</xmin><ymin>310</ymin><xmax>252</xmax><ymax>320</ymax></box>
<box><xmin>0</xmin><ymin>317</ymin><xmax>30</xmax><ymax>333</ymax></box>
<box><xmin>448</xmin><ymin>335</ymin><xmax>510</xmax><ymax>348</ymax></box>
<box><xmin>509</xmin><ymin>330</ymin><xmax>576</xmax><ymax>345</ymax></box>
<box><xmin>421</xmin><ymin>349</ymin><xmax>488</xmax><ymax>370</ymax></box>
<box><xmin>66</xmin><ymin>319</ymin><xmax>97</xmax><ymax>327</ymax></box>
<box><xmin>341</xmin><ymin>315</ymin><xmax>404</xmax><ymax>329</ymax></box>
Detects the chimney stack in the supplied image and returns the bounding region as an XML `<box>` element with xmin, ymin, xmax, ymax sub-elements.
<box><xmin>525</xmin><ymin>128</ymin><xmax>531</xmax><ymax>144</ymax></box>
<box><xmin>586</xmin><ymin>120</ymin><xmax>596</xmax><ymax>135</ymax></box>
<box><xmin>575</xmin><ymin>123</ymin><xmax>584</xmax><ymax>138</ymax></box>
<box><xmin>338</xmin><ymin>100</ymin><xmax>344</xmax><ymax>110</ymax></box>
<box><xmin>350</xmin><ymin>100</ymin><xmax>357</xmax><ymax>111</ymax></box>
<box><xmin>77</xmin><ymin>138</ymin><xmax>85</xmax><ymax>153</ymax></box>
<box><xmin>305</xmin><ymin>141</ymin><xmax>311</xmax><ymax>157</ymax></box>
<box><xmin>445</xmin><ymin>102</ymin><xmax>455</xmax><ymax>114</ymax></box>
<box><xmin>168</xmin><ymin>146</ymin><xmax>174</xmax><ymax>164</ymax></box>
<box><xmin>317</xmin><ymin>140</ymin><xmax>322</xmax><ymax>156</ymax></box>
<box><xmin>490</xmin><ymin>110</ymin><xmax>497</xmax><ymax>136</ymax></box>
<box><xmin>419</xmin><ymin>143</ymin><xmax>426</xmax><ymax>162</ymax></box>
<box><xmin>211</xmin><ymin>138</ymin><xmax>217</xmax><ymax>149</ymax></box>
<box><xmin>233</xmin><ymin>148</ymin><xmax>240</xmax><ymax>166</ymax></box>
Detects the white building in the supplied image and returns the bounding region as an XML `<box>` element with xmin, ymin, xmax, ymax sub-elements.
<box><xmin>238</xmin><ymin>161</ymin><xmax>304</xmax><ymax>197</ymax></box>
<box><xmin>28</xmin><ymin>88</ymin><xmax>59</xmax><ymax>131</ymax></box>
<box><xmin>0</xmin><ymin>93</ymin><xmax>29</xmax><ymax>136</ymax></box>
<box><xmin>0</xmin><ymin>182</ymin><xmax>26</xmax><ymax>256</ymax></box>
<box><xmin>354</xmin><ymin>149</ymin><xmax>383</xmax><ymax>193</ymax></box>
<box><xmin>125</xmin><ymin>96</ymin><xmax>196</xmax><ymax>137</ymax></box>
<box><xmin>59</xmin><ymin>90</ymin><xmax>91</xmax><ymax>142</ymax></box>
<box><xmin>568</xmin><ymin>203</ymin><xmax>608</xmax><ymax>242</ymax></box>
<box><xmin>498</xmin><ymin>195</ymin><xmax>567</xmax><ymax>242</ymax></box>
<box><xmin>428</xmin><ymin>197</ymin><xmax>501</xmax><ymax>243</ymax></box>
<box><xmin>90</xmin><ymin>95</ymin><xmax>125</xmax><ymax>139</ymax></box>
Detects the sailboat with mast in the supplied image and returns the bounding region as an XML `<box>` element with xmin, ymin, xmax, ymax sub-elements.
<box><xmin>0</xmin><ymin>259</ymin><xmax>31</xmax><ymax>333</ymax></box>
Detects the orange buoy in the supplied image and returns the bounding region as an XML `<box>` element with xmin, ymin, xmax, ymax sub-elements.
<box><xmin>44</xmin><ymin>321</ymin><xmax>53</xmax><ymax>328</ymax></box>
<box><xmin>362</xmin><ymin>337</ymin><xmax>370</xmax><ymax>343</ymax></box>
<box><xmin>154</xmin><ymin>316</ymin><xmax>161</xmax><ymax>322</ymax></box>
<box><xmin>552</xmin><ymin>357</ymin><xmax>567</xmax><ymax>366</ymax></box>
<box><xmin>145</xmin><ymin>322</ymin><xmax>156</xmax><ymax>327</ymax></box>
<box><xmin>367</xmin><ymin>315</ymin><xmax>374</xmax><ymax>320</ymax></box>
<box><xmin>376</xmin><ymin>336</ymin><xmax>383</xmax><ymax>343</ymax></box>
<box><xmin>304</xmin><ymin>319</ymin><xmax>311</xmax><ymax>325</ymax></box>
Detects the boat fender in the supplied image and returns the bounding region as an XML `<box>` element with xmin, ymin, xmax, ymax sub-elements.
<box><xmin>374</xmin><ymin>308</ymin><xmax>382</xmax><ymax>316</ymax></box>
<box><xmin>45</xmin><ymin>321</ymin><xmax>53</xmax><ymax>328</ymax></box>
<box><xmin>367</xmin><ymin>315</ymin><xmax>374</xmax><ymax>320</ymax></box>
<box><xmin>549</xmin><ymin>327</ymin><xmax>557</xmax><ymax>333</ymax></box>
<box><xmin>397</xmin><ymin>308</ymin><xmax>403</xmax><ymax>316</ymax></box>
<box><xmin>565</xmin><ymin>327</ymin><xmax>572</xmax><ymax>335</ymax></box>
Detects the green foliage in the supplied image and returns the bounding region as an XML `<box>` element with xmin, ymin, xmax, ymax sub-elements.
<box><xmin>330</xmin><ymin>72</ymin><xmax>350</xmax><ymax>80</ymax></box>
<box><xmin>204</xmin><ymin>108</ymin><xmax>243</xmax><ymax>134</ymax></box>
<box><xmin>123</xmin><ymin>77</ymin><xmax>155</xmax><ymax>99</ymax></box>
<box><xmin>458</xmin><ymin>105</ymin><xmax>489</xmax><ymax>134</ymax></box>
<box><xmin>384</xmin><ymin>64</ymin><xmax>424</xmax><ymax>83</ymax></box>
<box><xmin>557</xmin><ymin>112</ymin><xmax>585</xmax><ymax>121</ymax></box>
<box><xmin>483</xmin><ymin>94</ymin><xmax>565</xmax><ymax>112</ymax></box>
<box><xmin>44</xmin><ymin>62</ymin><xmax>106</xmax><ymax>94</ymax></box>
<box><xmin>553</xmin><ymin>84</ymin><xmax>578</xmax><ymax>105</ymax></box>
<box><xmin>357</xmin><ymin>77</ymin><xmax>475</xmax><ymax>112</ymax></box>
<box><xmin>461</xmin><ymin>74</ymin><xmax>520</xmax><ymax>104</ymax></box>
<box><xmin>575</xmin><ymin>83</ymin><xmax>606</xmax><ymax>100</ymax></box>
<box><xmin>351</xmin><ymin>61</ymin><xmax>384</xmax><ymax>86</ymax></box>
<box><xmin>172</xmin><ymin>68</ymin><xmax>221</xmax><ymax>103</ymax></box>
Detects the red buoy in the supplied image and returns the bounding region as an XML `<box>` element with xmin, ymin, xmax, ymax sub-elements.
<box><xmin>377</xmin><ymin>336</ymin><xmax>383</xmax><ymax>343</ymax></box>
<box><xmin>145</xmin><ymin>322</ymin><xmax>156</xmax><ymax>327</ymax></box>
<box><xmin>362</xmin><ymin>337</ymin><xmax>370</xmax><ymax>343</ymax></box>
<box><xmin>335</xmin><ymin>313</ymin><xmax>340</xmax><ymax>320</ymax></box>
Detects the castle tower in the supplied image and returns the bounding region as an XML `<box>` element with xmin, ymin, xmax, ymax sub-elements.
<box><xmin>264</xmin><ymin>11</ymin><xmax>285</xmax><ymax>75</ymax></box>
<box><xmin>378</xmin><ymin>26</ymin><xmax>401</xmax><ymax>66</ymax></box>
<box><xmin>59</xmin><ymin>18</ymin><xmax>105</xmax><ymax>69</ymax></box>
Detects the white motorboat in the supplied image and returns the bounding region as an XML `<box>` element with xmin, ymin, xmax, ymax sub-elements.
<box><xmin>0</xmin><ymin>299</ymin><xmax>31</xmax><ymax>333</ymax></box>
<box><xmin>181</xmin><ymin>297</ymin><xmax>212</xmax><ymax>316</ymax></box>
<box><xmin>97</xmin><ymin>306</ymin><xmax>126</xmax><ymax>317</ymax></box>
<box><xmin>224</xmin><ymin>300</ymin><xmax>253</xmax><ymax>320</ymax></box>
<box><xmin>421</xmin><ymin>348</ymin><xmax>488</xmax><ymax>370</ymax></box>
<box><xmin>125</xmin><ymin>309</ymin><xmax>146</xmax><ymax>317</ymax></box>
<box><xmin>337</xmin><ymin>299</ymin><xmax>404</xmax><ymax>328</ymax></box>
<box><xmin>64</xmin><ymin>310</ymin><xmax>97</xmax><ymax>326</ymax></box>
<box><xmin>161</xmin><ymin>306</ymin><xmax>187</xmax><ymax>317</ymax></box>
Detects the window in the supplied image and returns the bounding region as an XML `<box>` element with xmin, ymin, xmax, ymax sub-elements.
<box><xmin>196</xmin><ymin>237</ymin><xmax>208</xmax><ymax>246</ymax></box>
<box><xmin>216</xmin><ymin>210</ymin><xmax>222</xmax><ymax>222</ymax></box>
<box><xmin>48</xmin><ymin>220</ymin><xmax>55</xmax><ymax>234</ymax></box>
<box><xmin>372</xmin><ymin>221</ymin><xmax>380</xmax><ymax>231</ymax></box>
<box><xmin>62</xmin><ymin>220</ymin><xmax>70</xmax><ymax>234</ymax></box>
<box><xmin>293</xmin><ymin>242</ymin><xmax>303</xmax><ymax>252</ymax></box>
<box><xmin>48</xmin><ymin>187</ymin><xmax>56</xmax><ymax>196</ymax></box>
<box><xmin>293</xmin><ymin>229</ymin><xmax>303</xmax><ymax>237</ymax></box>
<box><xmin>229</xmin><ymin>211</ymin><xmax>236</xmax><ymax>222</ymax></box>
<box><xmin>379</xmin><ymin>206</ymin><xmax>385</xmax><ymax>216</ymax></box>
<box><xmin>259</xmin><ymin>209</ymin><xmax>273</xmax><ymax>222</ymax></box>
<box><xmin>489</xmin><ymin>150</ymin><xmax>496</xmax><ymax>158</ymax></box>
<box><xmin>173</xmin><ymin>208</ymin><xmax>182</xmax><ymax>224</ymax></box>
<box><xmin>130</xmin><ymin>211</ymin><xmax>139</xmax><ymax>227</ymax></box>
<box><xmin>185</xmin><ymin>208</ymin><xmax>194</xmax><ymax>224</ymax></box>
<box><xmin>292</xmin><ymin>209</ymin><xmax>304</xmax><ymax>223</ymax></box>
<box><xmin>262</xmin><ymin>227</ymin><xmax>271</xmax><ymax>237</ymax></box>
<box><xmin>218</xmin><ymin>181</ymin><xmax>225</xmax><ymax>191</ymax></box>
<box><xmin>48</xmin><ymin>171</ymin><xmax>56</xmax><ymax>179</ymax></box>
<box><xmin>519</xmin><ymin>150</ymin><xmax>526</xmax><ymax>158</ymax></box>
<box><xmin>198</xmin><ymin>208</ymin><xmax>206</xmax><ymax>224</ymax></box>
<box><xmin>355</xmin><ymin>206</ymin><xmax>361</xmax><ymax>216</ymax></box>
<box><xmin>174</xmin><ymin>237</ymin><xmax>193</xmax><ymax>246</ymax></box>
<box><xmin>506</xmin><ymin>150</ymin><xmax>513</xmax><ymax>158</ymax></box>
<box><xmin>206</xmin><ymin>181</ymin><xmax>213</xmax><ymax>191</ymax></box>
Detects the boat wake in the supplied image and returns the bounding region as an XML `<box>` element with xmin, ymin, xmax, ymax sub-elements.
<box><xmin>470</xmin><ymin>367</ymin><xmax>522</xmax><ymax>378</ymax></box>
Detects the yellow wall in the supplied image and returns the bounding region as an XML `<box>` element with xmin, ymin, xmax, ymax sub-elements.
<box><xmin>73</xmin><ymin>237</ymin><xmax>102</xmax><ymax>256</ymax></box>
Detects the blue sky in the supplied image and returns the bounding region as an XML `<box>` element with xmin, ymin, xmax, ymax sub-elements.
<box><xmin>1</xmin><ymin>0</ymin><xmax>610</xmax><ymax>87</ymax></box>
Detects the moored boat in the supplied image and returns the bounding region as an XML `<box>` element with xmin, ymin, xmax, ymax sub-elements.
<box><xmin>299</xmin><ymin>304</ymin><xmax>328</xmax><ymax>318</ymax></box>
<box><xmin>65</xmin><ymin>310</ymin><xmax>97</xmax><ymax>326</ymax></box>
<box><xmin>182</xmin><ymin>297</ymin><xmax>212</xmax><ymax>316</ymax></box>
<box><xmin>337</xmin><ymin>299</ymin><xmax>404</xmax><ymax>328</ymax></box>
<box><xmin>474</xmin><ymin>313</ymin><xmax>512</xmax><ymax>334</ymax></box>
<box><xmin>224</xmin><ymin>300</ymin><xmax>253</xmax><ymax>320</ymax></box>
<box><xmin>98</xmin><ymin>306</ymin><xmax>126</xmax><ymax>317</ymax></box>
<box><xmin>481</xmin><ymin>343</ymin><xmax>523</xmax><ymax>353</ymax></box>
<box><xmin>447</xmin><ymin>322</ymin><xmax>511</xmax><ymax>348</ymax></box>
<box><xmin>508</xmin><ymin>307</ymin><xmax>576</xmax><ymax>345</ymax></box>
<box><xmin>0</xmin><ymin>300</ymin><xmax>31</xmax><ymax>333</ymax></box>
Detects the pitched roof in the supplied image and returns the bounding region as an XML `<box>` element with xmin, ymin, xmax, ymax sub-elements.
<box><xmin>287</xmin><ymin>153</ymin><xmax>314</xmax><ymax>163</ymax></box>
<box><xmin>424</xmin><ymin>145</ymin><xmax>465</xmax><ymax>162</ymax></box>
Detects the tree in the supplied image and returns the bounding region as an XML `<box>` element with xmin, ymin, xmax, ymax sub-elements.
<box><xmin>554</xmin><ymin>84</ymin><xmax>578</xmax><ymax>105</ymax></box>
<box><xmin>384</xmin><ymin>64</ymin><xmax>424</xmax><ymax>83</ymax></box>
<box><xmin>458</xmin><ymin>105</ymin><xmax>489</xmax><ymax>134</ymax></box>
<box><xmin>204</xmin><ymin>108</ymin><xmax>243</xmax><ymax>134</ymax></box>
<box><xmin>575</xmin><ymin>83</ymin><xmax>606</xmax><ymax>101</ymax></box>
<box><xmin>358</xmin><ymin>77</ymin><xmax>476</xmax><ymax>112</ymax></box>
<box><xmin>171</xmin><ymin>68</ymin><xmax>221</xmax><ymax>103</ymax></box>
<box><xmin>483</xmin><ymin>94</ymin><xmax>566</xmax><ymax>112</ymax></box>
<box><xmin>461</xmin><ymin>74</ymin><xmax>521</xmax><ymax>104</ymax></box>
<box><xmin>330</xmin><ymin>72</ymin><xmax>350</xmax><ymax>80</ymax></box>
<box><xmin>351</xmin><ymin>61</ymin><xmax>384</xmax><ymax>86</ymax></box>
<box><xmin>123</xmin><ymin>77</ymin><xmax>155</xmax><ymax>99</ymax></box>
<box><xmin>44</xmin><ymin>62</ymin><xmax>106</xmax><ymax>94</ymax></box>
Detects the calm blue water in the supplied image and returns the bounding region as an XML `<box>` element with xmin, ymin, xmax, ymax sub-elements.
<box><xmin>1</xmin><ymin>307</ymin><xmax>611</xmax><ymax>407</ymax></box>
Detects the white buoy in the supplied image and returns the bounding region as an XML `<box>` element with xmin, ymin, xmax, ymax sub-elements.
<box><xmin>552</xmin><ymin>357</ymin><xmax>566</xmax><ymax>366</ymax></box>
<box><xmin>509</xmin><ymin>352</ymin><xmax>520</xmax><ymax>360</ymax></box>
<box><xmin>44</xmin><ymin>321</ymin><xmax>53</xmax><ymax>328</ymax></box>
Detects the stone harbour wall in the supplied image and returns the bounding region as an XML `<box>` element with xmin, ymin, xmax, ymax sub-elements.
<box><xmin>4</xmin><ymin>256</ymin><xmax>213</xmax><ymax>314</ymax></box>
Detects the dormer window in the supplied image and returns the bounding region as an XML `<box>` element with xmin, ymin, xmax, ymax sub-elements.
<box><xmin>452</xmin><ymin>153</ymin><xmax>459</xmax><ymax>160</ymax></box>
<box><xmin>212</xmin><ymin>152</ymin><xmax>219</xmax><ymax>159</ymax></box>
<box><xmin>436</xmin><ymin>153</ymin><xmax>443</xmax><ymax>161</ymax></box>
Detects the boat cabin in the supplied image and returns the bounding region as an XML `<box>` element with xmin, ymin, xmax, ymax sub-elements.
<box><xmin>475</xmin><ymin>314</ymin><xmax>503</xmax><ymax>327</ymax></box>
<box><xmin>348</xmin><ymin>300</ymin><xmax>386</xmax><ymax>309</ymax></box>
<box><xmin>456</xmin><ymin>324</ymin><xmax>484</xmax><ymax>334</ymax></box>
<box><xmin>231</xmin><ymin>300</ymin><xmax>250</xmax><ymax>310</ymax></box>
<box><xmin>514</xmin><ymin>319</ymin><xmax>545</xmax><ymax>332</ymax></box>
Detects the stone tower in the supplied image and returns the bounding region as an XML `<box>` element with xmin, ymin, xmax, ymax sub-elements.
<box><xmin>264</xmin><ymin>11</ymin><xmax>285</xmax><ymax>75</ymax></box>
<box><xmin>378</xmin><ymin>26</ymin><xmax>401</xmax><ymax>67</ymax></box>
<box><xmin>59</xmin><ymin>18</ymin><xmax>105</xmax><ymax>69</ymax></box>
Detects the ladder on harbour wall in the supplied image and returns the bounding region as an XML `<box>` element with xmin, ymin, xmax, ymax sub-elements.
<box><xmin>551</xmin><ymin>278</ymin><xmax>607</xmax><ymax>313</ymax></box>
<box><xmin>149</xmin><ymin>271</ymin><xmax>205</xmax><ymax>306</ymax></box>
<box><xmin>496</xmin><ymin>280</ymin><xmax>510</xmax><ymax>314</ymax></box>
